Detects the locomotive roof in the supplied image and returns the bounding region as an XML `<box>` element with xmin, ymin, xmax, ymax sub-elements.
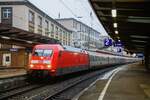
<box><xmin>63</xmin><ymin>45</ymin><xmax>86</xmax><ymax>53</ymax></box>
<box><xmin>34</xmin><ymin>44</ymin><xmax>137</xmax><ymax>58</ymax></box>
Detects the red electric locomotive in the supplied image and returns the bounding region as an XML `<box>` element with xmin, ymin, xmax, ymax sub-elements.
<box><xmin>28</xmin><ymin>44</ymin><xmax>89</xmax><ymax>77</ymax></box>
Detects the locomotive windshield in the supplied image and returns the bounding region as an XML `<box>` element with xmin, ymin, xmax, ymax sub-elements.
<box><xmin>33</xmin><ymin>49</ymin><xmax>53</xmax><ymax>57</ymax></box>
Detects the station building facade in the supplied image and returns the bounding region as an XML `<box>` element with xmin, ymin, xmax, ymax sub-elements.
<box><xmin>56</xmin><ymin>18</ymin><xmax>103</xmax><ymax>49</ymax></box>
<box><xmin>0</xmin><ymin>0</ymin><xmax>72</xmax><ymax>68</ymax></box>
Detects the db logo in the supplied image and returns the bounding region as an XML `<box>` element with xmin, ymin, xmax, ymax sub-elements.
<box><xmin>39</xmin><ymin>60</ymin><xmax>43</xmax><ymax>63</ymax></box>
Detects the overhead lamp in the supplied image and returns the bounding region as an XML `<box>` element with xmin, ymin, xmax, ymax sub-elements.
<box><xmin>115</xmin><ymin>30</ymin><xmax>118</xmax><ymax>34</ymax></box>
<box><xmin>1</xmin><ymin>36</ymin><xmax>10</xmax><ymax>39</ymax></box>
<box><xmin>136</xmin><ymin>48</ymin><xmax>144</xmax><ymax>50</ymax></box>
<box><xmin>111</xmin><ymin>9</ymin><xmax>117</xmax><ymax>17</ymax></box>
<box><xmin>134</xmin><ymin>45</ymin><xmax>145</xmax><ymax>48</ymax></box>
<box><xmin>132</xmin><ymin>40</ymin><xmax>147</xmax><ymax>43</ymax></box>
<box><xmin>130</xmin><ymin>35</ymin><xmax>149</xmax><ymax>39</ymax></box>
<box><xmin>113</xmin><ymin>23</ymin><xmax>117</xmax><ymax>28</ymax></box>
<box><xmin>26</xmin><ymin>41</ymin><xmax>33</xmax><ymax>44</ymax></box>
<box><xmin>117</xmin><ymin>37</ymin><xmax>120</xmax><ymax>39</ymax></box>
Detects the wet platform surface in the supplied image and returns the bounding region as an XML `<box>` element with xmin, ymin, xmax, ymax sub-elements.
<box><xmin>0</xmin><ymin>67</ymin><xmax>26</xmax><ymax>78</ymax></box>
<box><xmin>77</xmin><ymin>63</ymin><xmax>150</xmax><ymax>100</ymax></box>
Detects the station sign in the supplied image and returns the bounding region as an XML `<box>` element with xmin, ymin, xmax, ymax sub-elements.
<box><xmin>113</xmin><ymin>41</ymin><xmax>123</xmax><ymax>47</ymax></box>
<box><xmin>10</xmin><ymin>48</ymin><xmax>18</xmax><ymax>52</ymax></box>
<box><xmin>104</xmin><ymin>38</ymin><xmax>112</xmax><ymax>47</ymax></box>
<box><xmin>136</xmin><ymin>53</ymin><xmax>144</xmax><ymax>58</ymax></box>
<box><xmin>117</xmin><ymin>47</ymin><xmax>122</xmax><ymax>53</ymax></box>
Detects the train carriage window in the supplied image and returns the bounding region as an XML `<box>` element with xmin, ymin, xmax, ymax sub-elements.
<box><xmin>95</xmin><ymin>56</ymin><xmax>97</xmax><ymax>61</ymax></box>
<box><xmin>92</xmin><ymin>56</ymin><xmax>94</xmax><ymax>61</ymax></box>
<box><xmin>91</xmin><ymin>56</ymin><xmax>94</xmax><ymax>61</ymax></box>
<box><xmin>93</xmin><ymin>56</ymin><xmax>95</xmax><ymax>61</ymax></box>
<box><xmin>96</xmin><ymin>56</ymin><xmax>98</xmax><ymax>61</ymax></box>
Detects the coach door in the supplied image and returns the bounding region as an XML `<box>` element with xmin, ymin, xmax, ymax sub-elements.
<box><xmin>2</xmin><ymin>53</ymin><xmax>11</xmax><ymax>66</ymax></box>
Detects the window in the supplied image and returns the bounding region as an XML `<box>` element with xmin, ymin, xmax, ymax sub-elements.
<box><xmin>51</xmin><ymin>24</ymin><xmax>54</xmax><ymax>33</ymax></box>
<box><xmin>73</xmin><ymin>21</ymin><xmax>77</xmax><ymax>29</ymax></box>
<box><xmin>55</xmin><ymin>26</ymin><xmax>58</xmax><ymax>33</ymax></box>
<box><xmin>59</xmin><ymin>29</ymin><xmax>62</xmax><ymax>38</ymax></box>
<box><xmin>38</xmin><ymin>16</ymin><xmax>42</xmax><ymax>26</ymax></box>
<box><xmin>45</xmin><ymin>20</ymin><xmax>49</xmax><ymax>34</ymax></box>
<box><xmin>37</xmin><ymin>16</ymin><xmax>42</xmax><ymax>34</ymax></box>
<box><xmin>43</xmin><ymin>50</ymin><xmax>53</xmax><ymax>56</ymax></box>
<box><xmin>29</xmin><ymin>11</ymin><xmax>34</xmax><ymax>23</ymax></box>
<box><xmin>6</xmin><ymin>56</ymin><xmax>10</xmax><ymax>62</ymax></box>
<box><xmin>80</xmin><ymin>24</ymin><xmax>82</xmax><ymax>31</ymax></box>
<box><xmin>83</xmin><ymin>26</ymin><xmax>85</xmax><ymax>32</ymax></box>
<box><xmin>33</xmin><ymin>49</ymin><xmax>53</xmax><ymax>57</ymax></box>
<box><xmin>81</xmin><ymin>25</ymin><xmax>84</xmax><ymax>32</ymax></box>
<box><xmin>28</xmin><ymin>10</ymin><xmax>35</xmax><ymax>32</ymax></box>
<box><xmin>2</xmin><ymin>7</ymin><xmax>12</xmax><ymax>19</ymax></box>
<box><xmin>45</xmin><ymin>20</ymin><xmax>49</xmax><ymax>29</ymax></box>
<box><xmin>59</xmin><ymin>29</ymin><xmax>62</xmax><ymax>34</ymax></box>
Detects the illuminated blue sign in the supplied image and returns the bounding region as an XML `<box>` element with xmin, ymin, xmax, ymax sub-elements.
<box><xmin>114</xmin><ymin>41</ymin><xmax>123</xmax><ymax>47</ymax></box>
<box><xmin>104</xmin><ymin>38</ymin><xmax>112</xmax><ymax>46</ymax></box>
<box><xmin>117</xmin><ymin>47</ymin><xmax>122</xmax><ymax>52</ymax></box>
<box><xmin>136</xmin><ymin>53</ymin><xmax>144</xmax><ymax>58</ymax></box>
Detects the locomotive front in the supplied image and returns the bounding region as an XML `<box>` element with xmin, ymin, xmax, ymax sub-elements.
<box><xmin>28</xmin><ymin>45</ymin><xmax>58</xmax><ymax>77</ymax></box>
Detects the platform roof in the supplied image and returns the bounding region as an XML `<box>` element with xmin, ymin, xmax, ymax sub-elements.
<box><xmin>0</xmin><ymin>24</ymin><xmax>60</xmax><ymax>47</ymax></box>
<box><xmin>89</xmin><ymin>0</ymin><xmax>150</xmax><ymax>53</ymax></box>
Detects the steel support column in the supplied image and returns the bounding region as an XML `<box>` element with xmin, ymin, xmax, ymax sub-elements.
<box><xmin>145</xmin><ymin>47</ymin><xmax>150</xmax><ymax>71</ymax></box>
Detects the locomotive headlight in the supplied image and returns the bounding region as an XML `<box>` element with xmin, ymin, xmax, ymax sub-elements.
<box><xmin>47</xmin><ymin>65</ymin><xmax>51</xmax><ymax>68</ymax></box>
<box><xmin>30</xmin><ymin>64</ymin><xmax>34</xmax><ymax>68</ymax></box>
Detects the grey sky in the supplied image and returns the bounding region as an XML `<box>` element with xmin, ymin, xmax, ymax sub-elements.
<box><xmin>28</xmin><ymin>0</ymin><xmax>108</xmax><ymax>36</ymax></box>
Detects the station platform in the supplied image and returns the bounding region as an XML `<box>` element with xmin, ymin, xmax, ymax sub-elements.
<box><xmin>0</xmin><ymin>67</ymin><xmax>26</xmax><ymax>79</ymax></box>
<box><xmin>75</xmin><ymin>63</ymin><xmax>150</xmax><ymax>100</ymax></box>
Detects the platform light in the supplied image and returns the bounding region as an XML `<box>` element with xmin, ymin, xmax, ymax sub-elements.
<box><xmin>111</xmin><ymin>9</ymin><xmax>117</xmax><ymax>17</ymax></box>
<box><xmin>1</xmin><ymin>36</ymin><xmax>10</xmax><ymax>39</ymax></box>
<box><xmin>134</xmin><ymin>45</ymin><xmax>145</xmax><ymax>48</ymax></box>
<box><xmin>132</xmin><ymin>40</ymin><xmax>147</xmax><ymax>43</ymax></box>
<box><xmin>130</xmin><ymin>35</ymin><xmax>149</xmax><ymax>39</ymax></box>
<box><xmin>113</xmin><ymin>23</ymin><xmax>117</xmax><ymax>28</ymax></box>
<box><xmin>26</xmin><ymin>41</ymin><xmax>33</xmax><ymax>44</ymax></box>
<box><xmin>136</xmin><ymin>47</ymin><xmax>144</xmax><ymax>50</ymax></box>
<box><xmin>115</xmin><ymin>30</ymin><xmax>118</xmax><ymax>34</ymax></box>
<box><xmin>116</xmin><ymin>36</ymin><xmax>120</xmax><ymax>39</ymax></box>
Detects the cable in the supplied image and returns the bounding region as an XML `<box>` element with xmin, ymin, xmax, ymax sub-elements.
<box><xmin>77</xmin><ymin>0</ymin><xmax>104</xmax><ymax>33</ymax></box>
<box><xmin>60</xmin><ymin>0</ymin><xmax>78</xmax><ymax>18</ymax></box>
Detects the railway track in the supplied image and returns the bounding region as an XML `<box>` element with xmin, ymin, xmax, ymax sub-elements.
<box><xmin>44</xmin><ymin>67</ymin><xmax>115</xmax><ymax>100</ymax></box>
<box><xmin>0</xmin><ymin>66</ymin><xmax>118</xmax><ymax>100</ymax></box>
<box><xmin>0</xmin><ymin>84</ymin><xmax>45</xmax><ymax>100</ymax></box>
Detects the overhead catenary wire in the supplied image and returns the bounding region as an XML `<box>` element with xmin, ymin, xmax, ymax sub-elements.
<box><xmin>76</xmin><ymin>0</ymin><xmax>102</xmax><ymax>32</ymax></box>
<box><xmin>60</xmin><ymin>0</ymin><xmax>78</xmax><ymax>18</ymax></box>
